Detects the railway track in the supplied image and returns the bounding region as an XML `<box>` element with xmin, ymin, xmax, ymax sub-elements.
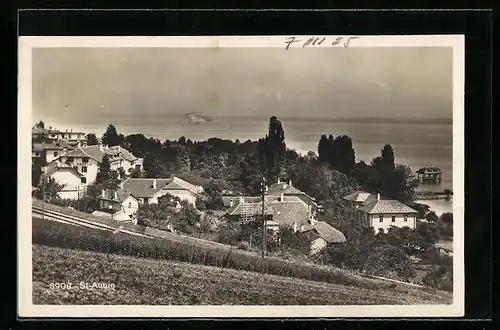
<box><xmin>32</xmin><ymin>206</ymin><xmax>154</xmax><ymax>239</ymax></box>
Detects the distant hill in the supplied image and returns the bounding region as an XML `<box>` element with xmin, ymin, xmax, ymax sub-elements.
<box><xmin>279</xmin><ymin>116</ymin><xmax>453</xmax><ymax>125</ymax></box>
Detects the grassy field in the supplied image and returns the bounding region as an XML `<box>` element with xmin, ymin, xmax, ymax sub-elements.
<box><xmin>33</xmin><ymin>245</ymin><xmax>453</xmax><ymax>305</ymax></box>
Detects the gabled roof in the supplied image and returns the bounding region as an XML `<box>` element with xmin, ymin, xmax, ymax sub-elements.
<box><xmin>226</xmin><ymin>202</ymin><xmax>274</xmax><ymax>216</ymax></box>
<box><xmin>222</xmin><ymin>195</ymin><xmax>306</xmax><ymax>208</ymax></box>
<box><xmin>62</xmin><ymin>147</ymin><xmax>98</xmax><ymax>161</ymax></box>
<box><xmin>107</xmin><ymin>146</ymin><xmax>138</xmax><ymax>162</ymax></box>
<box><xmin>44</xmin><ymin>162</ymin><xmax>83</xmax><ymax>178</ymax></box>
<box><xmin>301</xmin><ymin>221</ymin><xmax>346</xmax><ymax>243</ymax></box>
<box><xmin>268</xmin><ymin>201</ymin><xmax>310</xmax><ymax>227</ymax></box>
<box><xmin>358</xmin><ymin>200</ymin><xmax>418</xmax><ymax>214</ymax></box>
<box><xmin>121</xmin><ymin>176</ymin><xmax>202</xmax><ymax>198</ymax></box>
<box><xmin>343</xmin><ymin>191</ymin><xmax>378</xmax><ymax>204</ymax></box>
<box><xmin>121</xmin><ymin>178</ymin><xmax>172</xmax><ymax>198</ymax></box>
<box><xmin>267</xmin><ymin>182</ymin><xmax>305</xmax><ymax>196</ymax></box>
<box><xmin>99</xmin><ymin>189</ymin><xmax>137</xmax><ymax>202</ymax></box>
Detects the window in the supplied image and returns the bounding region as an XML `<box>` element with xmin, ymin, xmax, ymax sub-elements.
<box><xmin>379</xmin><ymin>216</ymin><xmax>383</xmax><ymax>223</ymax></box>
<box><xmin>81</xmin><ymin>177</ymin><xmax>87</xmax><ymax>184</ymax></box>
<box><xmin>392</xmin><ymin>216</ymin><xmax>396</xmax><ymax>222</ymax></box>
<box><xmin>81</xmin><ymin>166</ymin><xmax>87</xmax><ymax>173</ymax></box>
<box><xmin>82</xmin><ymin>157</ymin><xmax>88</xmax><ymax>163</ymax></box>
<box><xmin>128</xmin><ymin>202</ymin><xmax>132</xmax><ymax>208</ymax></box>
<box><xmin>404</xmin><ymin>215</ymin><xmax>408</xmax><ymax>222</ymax></box>
<box><xmin>53</xmin><ymin>151</ymin><xmax>58</xmax><ymax>157</ymax></box>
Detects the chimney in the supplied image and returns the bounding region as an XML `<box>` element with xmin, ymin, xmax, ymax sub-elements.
<box><xmin>277</xmin><ymin>178</ymin><xmax>281</xmax><ymax>184</ymax></box>
<box><xmin>310</xmin><ymin>215</ymin><xmax>316</xmax><ymax>226</ymax></box>
<box><xmin>239</xmin><ymin>196</ymin><xmax>244</xmax><ymax>204</ymax></box>
<box><xmin>114</xmin><ymin>190</ymin><xmax>118</xmax><ymax>200</ymax></box>
<box><xmin>153</xmin><ymin>179</ymin><xmax>157</xmax><ymax>189</ymax></box>
<box><xmin>377</xmin><ymin>193</ymin><xmax>380</xmax><ymax>201</ymax></box>
<box><xmin>293</xmin><ymin>221</ymin><xmax>297</xmax><ymax>233</ymax></box>
<box><xmin>280</xmin><ymin>193</ymin><xmax>284</xmax><ymax>201</ymax></box>
<box><xmin>289</xmin><ymin>180</ymin><xmax>292</xmax><ymax>186</ymax></box>
<box><xmin>229</xmin><ymin>199</ymin><xmax>234</xmax><ymax>207</ymax></box>
<box><xmin>102</xmin><ymin>189</ymin><xmax>106</xmax><ymax>198</ymax></box>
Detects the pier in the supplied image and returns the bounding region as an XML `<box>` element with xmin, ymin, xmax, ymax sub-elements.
<box><xmin>416</xmin><ymin>166</ymin><xmax>443</xmax><ymax>183</ymax></box>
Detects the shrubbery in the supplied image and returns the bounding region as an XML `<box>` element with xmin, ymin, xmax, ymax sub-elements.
<box><xmin>32</xmin><ymin>217</ymin><xmax>385</xmax><ymax>290</ymax></box>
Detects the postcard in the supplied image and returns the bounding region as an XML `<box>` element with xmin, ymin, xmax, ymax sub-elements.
<box><xmin>18</xmin><ymin>35</ymin><xmax>464</xmax><ymax>318</ymax></box>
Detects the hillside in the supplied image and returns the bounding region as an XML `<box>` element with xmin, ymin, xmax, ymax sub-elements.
<box><xmin>33</xmin><ymin>245</ymin><xmax>452</xmax><ymax>305</ymax></box>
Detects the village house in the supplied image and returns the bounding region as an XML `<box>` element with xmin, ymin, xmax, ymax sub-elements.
<box><xmin>93</xmin><ymin>188</ymin><xmax>139</xmax><ymax>222</ymax></box>
<box><xmin>32</xmin><ymin>126</ymin><xmax>88</xmax><ymax>146</ymax></box>
<box><xmin>299</xmin><ymin>220</ymin><xmax>347</xmax><ymax>254</ymax></box>
<box><xmin>120</xmin><ymin>176</ymin><xmax>203</xmax><ymax>206</ymax></box>
<box><xmin>32</xmin><ymin>140</ymin><xmax>76</xmax><ymax>164</ymax></box>
<box><xmin>48</xmin><ymin>144</ymin><xmax>144</xmax><ymax>187</ymax></box>
<box><xmin>343</xmin><ymin>191</ymin><xmax>418</xmax><ymax>233</ymax></box>
<box><xmin>224</xmin><ymin>194</ymin><xmax>344</xmax><ymax>254</ymax></box>
<box><xmin>266</xmin><ymin>179</ymin><xmax>323</xmax><ymax>214</ymax></box>
<box><xmin>41</xmin><ymin>162</ymin><xmax>86</xmax><ymax>200</ymax></box>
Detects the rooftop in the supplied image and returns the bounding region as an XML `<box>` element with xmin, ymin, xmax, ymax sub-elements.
<box><xmin>267</xmin><ymin>181</ymin><xmax>304</xmax><ymax>196</ymax></box>
<box><xmin>343</xmin><ymin>191</ymin><xmax>378</xmax><ymax>204</ymax></box>
<box><xmin>358</xmin><ymin>200</ymin><xmax>418</xmax><ymax>214</ymax></box>
<box><xmin>121</xmin><ymin>177</ymin><xmax>202</xmax><ymax>198</ymax></box>
<box><xmin>301</xmin><ymin>221</ymin><xmax>346</xmax><ymax>243</ymax></box>
<box><xmin>417</xmin><ymin>167</ymin><xmax>443</xmax><ymax>174</ymax></box>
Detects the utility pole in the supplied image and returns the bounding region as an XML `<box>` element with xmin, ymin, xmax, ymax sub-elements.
<box><xmin>261</xmin><ymin>176</ymin><xmax>266</xmax><ymax>259</ymax></box>
<box><xmin>41</xmin><ymin>167</ymin><xmax>45</xmax><ymax>220</ymax></box>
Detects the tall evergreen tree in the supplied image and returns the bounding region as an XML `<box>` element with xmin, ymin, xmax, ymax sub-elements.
<box><xmin>95</xmin><ymin>154</ymin><xmax>112</xmax><ymax>184</ymax></box>
<box><xmin>86</xmin><ymin>133</ymin><xmax>99</xmax><ymax>146</ymax></box>
<box><xmin>259</xmin><ymin>116</ymin><xmax>286</xmax><ymax>183</ymax></box>
<box><xmin>381</xmin><ymin>144</ymin><xmax>396</xmax><ymax>170</ymax></box>
<box><xmin>325</xmin><ymin>135</ymin><xmax>356</xmax><ymax>174</ymax></box>
<box><xmin>101</xmin><ymin>124</ymin><xmax>123</xmax><ymax>147</ymax></box>
<box><xmin>318</xmin><ymin>134</ymin><xmax>330</xmax><ymax>163</ymax></box>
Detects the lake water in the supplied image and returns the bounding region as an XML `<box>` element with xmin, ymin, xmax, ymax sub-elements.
<box><xmin>65</xmin><ymin>116</ymin><xmax>453</xmax><ymax>193</ymax></box>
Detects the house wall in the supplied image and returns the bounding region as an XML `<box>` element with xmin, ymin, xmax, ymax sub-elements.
<box><xmin>49</xmin><ymin>170</ymin><xmax>85</xmax><ymax>200</ymax></box>
<box><xmin>57</xmin><ymin>156</ymin><xmax>99</xmax><ymax>185</ymax></box>
<box><xmin>368</xmin><ymin>213</ymin><xmax>417</xmax><ymax>233</ymax></box>
<box><xmin>121</xmin><ymin>195</ymin><xmax>139</xmax><ymax>216</ymax></box>
<box><xmin>310</xmin><ymin>237</ymin><xmax>327</xmax><ymax>254</ymax></box>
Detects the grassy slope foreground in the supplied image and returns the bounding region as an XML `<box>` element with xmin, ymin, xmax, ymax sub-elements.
<box><xmin>33</xmin><ymin>245</ymin><xmax>452</xmax><ymax>305</ymax></box>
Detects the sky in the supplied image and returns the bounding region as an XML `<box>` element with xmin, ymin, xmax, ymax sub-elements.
<box><xmin>32</xmin><ymin>47</ymin><xmax>453</xmax><ymax>127</ymax></box>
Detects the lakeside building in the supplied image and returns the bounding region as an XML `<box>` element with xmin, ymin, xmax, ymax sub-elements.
<box><xmin>416</xmin><ymin>166</ymin><xmax>443</xmax><ymax>183</ymax></box>
<box><xmin>119</xmin><ymin>176</ymin><xmax>203</xmax><ymax>206</ymax></box>
<box><xmin>343</xmin><ymin>191</ymin><xmax>418</xmax><ymax>233</ymax></box>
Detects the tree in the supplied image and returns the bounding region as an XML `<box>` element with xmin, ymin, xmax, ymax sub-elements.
<box><xmin>278</xmin><ymin>227</ymin><xmax>311</xmax><ymax>254</ymax></box>
<box><xmin>34</xmin><ymin>121</ymin><xmax>45</xmax><ymax>129</ymax></box>
<box><xmin>381</xmin><ymin>144</ymin><xmax>395</xmax><ymax>170</ymax></box>
<box><xmin>33</xmin><ymin>176</ymin><xmax>65</xmax><ymax>202</ymax></box>
<box><xmin>425</xmin><ymin>211</ymin><xmax>439</xmax><ymax>223</ymax></box>
<box><xmin>32</xmin><ymin>157</ymin><xmax>46</xmax><ymax>188</ymax></box>
<box><xmin>101</xmin><ymin>124</ymin><xmax>124</xmax><ymax>147</ymax></box>
<box><xmin>317</xmin><ymin>134</ymin><xmax>330</xmax><ymax>163</ymax></box>
<box><xmin>86</xmin><ymin>133</ymin><xmax>99</xmax><ymax>146</ymax></box>
<box><xmin>327</xmin><ymin>135</ymin><xmax>356</xmax><ymax>174</ymax></box>
<box><xmin>258</xmin><ymin>116</ymin><xmax>286</xmax><ymax>183</ymax></box>
<box><xmin>95</xmin><ymin>154</ymin><xmax>112</xmax><ymax>185</ymax></box>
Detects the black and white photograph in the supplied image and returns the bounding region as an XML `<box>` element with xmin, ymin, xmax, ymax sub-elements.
<box><xmin>18</xmin><ymin>35</ymin><xmax>464</xmax><ymax>318</ymax></box>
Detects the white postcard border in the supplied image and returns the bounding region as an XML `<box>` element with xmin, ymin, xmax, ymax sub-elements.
<box><xmin>18</xmin><ymin>35</ymin><xmax>465</xmax><ymax>318</ymax></box>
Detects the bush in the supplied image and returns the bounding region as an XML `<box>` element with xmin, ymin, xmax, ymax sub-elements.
<box><xmin>237</xmin><ymin>242</ymin><xmax>249</xmax><ymax>251</ymax></box>
<box><xmin>32</xmin><ymin>217</ymin><xmax>384</xmax><ymax>290</ymax></box>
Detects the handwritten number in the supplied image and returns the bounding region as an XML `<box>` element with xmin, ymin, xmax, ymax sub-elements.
<box><xmin>284</xmin><ymin>37</ymin><xmax>301</xmax><ymax>50</ymax></box>
<box><xmin>331</xmin><ymin>37</ymin><xmax>343</xmax><ymax>46</ymax></box>
<box><xmin>343</xmin><ymin>36</ymin><xmax>359</xmax><ymax>48</ymax></box>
